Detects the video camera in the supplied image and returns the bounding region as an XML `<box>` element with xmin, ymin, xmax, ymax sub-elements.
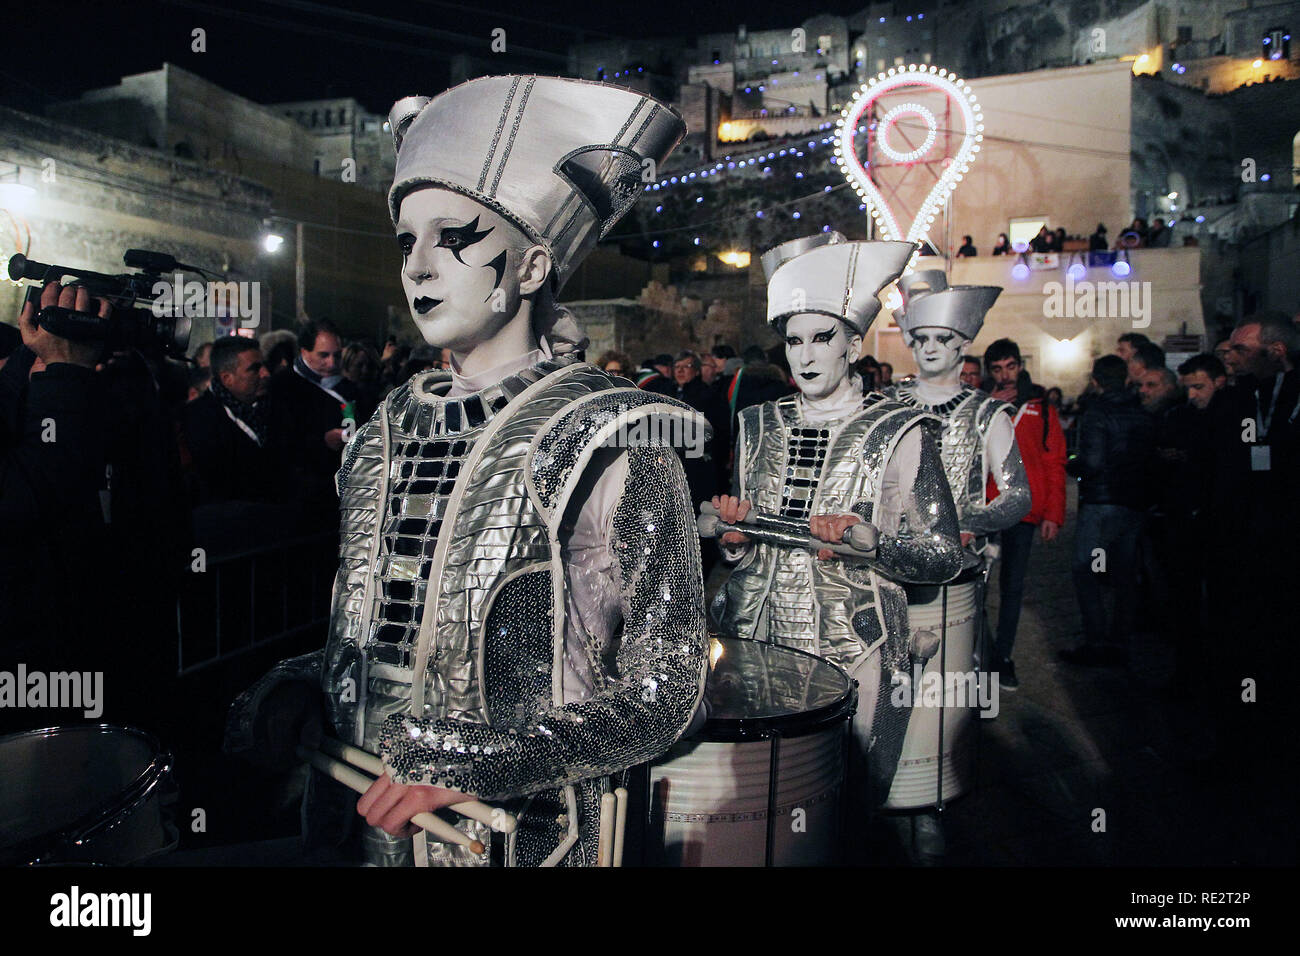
<box><xmin>7</xmin><ymin>250</ymin><xmax>205</xmax><ymax>360</ymax></box>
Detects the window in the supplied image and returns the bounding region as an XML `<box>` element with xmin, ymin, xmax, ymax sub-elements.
<box><xmin>313</xmin><ymin>158</ymin><xmax>321</xmax><ymax>175</ymax></box>
<box><xmin>1263</xmin><ymin>26</ymin><xmax>1290</xmax><ymax>61</ymax></box>
<box><xmin>1177</xmin><ymin>26</ymin><xmax>1192</xmax><ymax>44</ymax></box>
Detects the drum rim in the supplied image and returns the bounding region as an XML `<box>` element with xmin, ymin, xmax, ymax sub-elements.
<box><xmin>0</xmin><ymin>723</ymin><xmax>174</xmax><ymax>865</ymax></box>
<box><xmin>700</xmin><ymin>637</ymin><xmax>855</xmax><ymax>741</ymax></box>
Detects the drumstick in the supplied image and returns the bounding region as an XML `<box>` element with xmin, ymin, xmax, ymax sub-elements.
<box><xmin>597</xmin><ymin>792</ymin><xmax>616</xmax><ymax>867</ymax></box>
<box><xmin>316</xmin><ymin>736</ymin><xmax>517</xmax><ymax>834</ymax></box>
<box><xmin>612</xmin><ymin>787</ymin><xmax>628</xmax><ymax>868</ymax></box>
<box><xmin>700</xmin><ymin>500</ymin><xmax>880</xmax><ymax>553</ymax></box>
<box><xmin>698</xmin><ymin>512</ymin><xmax>877</xmax><ymax>557</ymax></box>
<box><xmin>296</xmin><ymin>745</ymin><xmax>485</xmax><ymax>855</ymax></box>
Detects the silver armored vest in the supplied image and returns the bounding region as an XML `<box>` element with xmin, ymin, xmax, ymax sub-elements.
<box><xmin>886</xmin><ymin>383</ymin><xmax>1020</xmax><ymax>550</ymax></box>
<box><xmin>323</xmin><ymin>358</ymin><xmax>708</xmax><ymax>866</ymax></box>
<box><xmin>716</xmin><ymin>392</ymin><xmax>933</xmax><ymax>671</ymax></box>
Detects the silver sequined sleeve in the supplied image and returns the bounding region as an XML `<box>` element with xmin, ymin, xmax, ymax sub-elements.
<box><xmin>869</xmin><ymin>424</ymin><xmax>964</xmax><ymax>584</ymax></box>
<box><xmin>961</xmin><ymin>412</ymin><xmax>1032</xmax><ymax>536</ymax></box>
<box><xmin>376</xmin><ymin>445</ymin><xmax>709</xmax><ymax>801</ymax></box>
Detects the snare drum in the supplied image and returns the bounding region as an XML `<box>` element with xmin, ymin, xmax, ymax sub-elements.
<box><xmin>649</xmin><ymin>637</ymin><xmax>854</xmax><ymax>867</ymax></box>
<box><xmin>0</xmin><ymin>725</ymin><xmax>177</xmax><ymax>865</ymax></box>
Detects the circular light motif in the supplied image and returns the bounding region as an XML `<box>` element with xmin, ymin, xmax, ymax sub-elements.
<box><xmin>874</xmin><ymin>103</ymin><xmax>938</xmax><ymax>163</ymax></box>
<box><xmin>834</xmin><ymin>64</ymin><xmax>982</xmax><ymax>251</ymax></box>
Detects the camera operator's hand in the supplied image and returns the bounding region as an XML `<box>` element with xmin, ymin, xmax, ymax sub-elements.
<box><xmin>19</xmin><ymin>281</ymin><xmax>106</xmax><ymax>370</ymax></box>
<box><xmin>324</xmin><ymin>427</ymin><xmax>346</xmax><ymax>452</ymax></box>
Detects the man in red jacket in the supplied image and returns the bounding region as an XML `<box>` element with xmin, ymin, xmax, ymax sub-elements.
<box><xmin>985</xmin><ymin>338</ymin><xmax>1067</xmax><ymax>689</ymax></box>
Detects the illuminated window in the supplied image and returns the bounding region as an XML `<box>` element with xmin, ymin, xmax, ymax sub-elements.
<box><xmin>1263</xmin><ymin>26</ymin><xmax>1290</xmax><ymax>60</ymax></box>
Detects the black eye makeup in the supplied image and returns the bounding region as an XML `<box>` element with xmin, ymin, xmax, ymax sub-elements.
<box><xmin>812</xmin><ymin>328</ymin><xmax>837</xmax><ymax>344</ymax></box>
<box><xmin>437</xmin><ymin>216</ymin><xmax>493</xmax><ymax>263</ymax></box>
<box><xmin>397</xmin><ymin>232</ymin><xmax>415</xmax><ymax>258</ymax></box>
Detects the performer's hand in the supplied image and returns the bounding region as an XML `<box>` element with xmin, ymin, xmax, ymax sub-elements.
<box><xmin>960</xmin><ymin>531</ymin><xmax>975</xmax><ymax>548</ymax></box>
<box><xmin>1039</xmin><ymin>520</ymin><xmax>1060</xmax><ymax>543</ymax></box>
<box><xmin>19</xmin><ymin>280</ymin><xmax>105</xmax><ymax>369</ymax></box>
<box><xmin>811</xmin><ymin>512</ymin><xmax>858</xmax><ymax>560</ymax></box>
<box><xmin>711</xmin><ymin>495</ymin><xmax>751</xmax><ymax>545</ymax></box>
<box><xmin>324</xmin><ymin>427</ymin><xmax>346</xmax><ymax>451</ymax></box>
<box><xmin>356</xmin><ymin>773</ymin><xmax>468</xmax><ymax>837</ymax></box>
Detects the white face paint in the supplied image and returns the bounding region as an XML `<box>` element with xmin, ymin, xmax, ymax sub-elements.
<box><xmin>783</xmin><ymin>313</ymin><xmax>861</xmax><ymax>400</ymax></box>
<box><xmin>908</xmin><ymin>326</ymin><xmax>970</xmax><ymax>382</ymax></box>
<box><xmin>396</xmin><ymin>188</ymin><xmax>529</xmax><ymax>353</ymax></box>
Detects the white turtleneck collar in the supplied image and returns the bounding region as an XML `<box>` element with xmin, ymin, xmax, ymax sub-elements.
<box><xmin>445</xmin><ymin>338</ymin><xmax>554</xmax><ymax>398</ymax></box>
<box><xmin>912</xmin><ymin>376</ymin><xmax>963</xmax><ymax>406</ymax></box>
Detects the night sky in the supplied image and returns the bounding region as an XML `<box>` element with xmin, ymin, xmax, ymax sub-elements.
<box><xmin>0</xmin><ymin>0</ymin><xmax>877</xmax><ymax>115</ymax></box>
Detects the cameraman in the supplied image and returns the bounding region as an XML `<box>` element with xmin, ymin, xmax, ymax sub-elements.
<box><xmin>0</xmin><ymin>282</ymin><xmax>114</xmax><ymax>728</ymax></box>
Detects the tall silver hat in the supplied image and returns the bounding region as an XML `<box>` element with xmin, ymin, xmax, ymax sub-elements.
<box><xmin>388</xmin><ymin>75</ymin><xmax>686</xmax><ymax>291</ymax></box>
<box><xmin>893</xmin><ymin>269</ymin><xmax>1002</xmax><ymax>341</ymax></box>
<box><xmin>760</xmin><ymin>231</ymin><xmax>846</xmax><ymax>281</ymax></box>
<box><xmin>766</xmin><ymin>239</ymin><xmax>916</xmax><ymax>334</ymax></box>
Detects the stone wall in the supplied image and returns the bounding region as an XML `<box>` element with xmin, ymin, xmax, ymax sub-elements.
<box><xmin>947</xmin><ymin>62</ymin><xmax>1135</xmax><ymax>260</ymax></box>
<box><xmin>0</xmin><ymin>106</ymin><xmax>271</xmax><ymax>350</ymax></box>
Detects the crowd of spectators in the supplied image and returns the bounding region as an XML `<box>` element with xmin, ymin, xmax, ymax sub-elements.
<box><xmin>962</xmin><ymin>218</ymin><xmax>1178</xmax><ymax>258</ymax></box>
<box><xmin>1049</xmin><ymin>318</ymin><xmax>1297</xmax><ymax>766</ymax></box>
<box><xmin>5</xmin><ymin>273</ymin><xmax>1295</xmax><ymax>748</ymax></box>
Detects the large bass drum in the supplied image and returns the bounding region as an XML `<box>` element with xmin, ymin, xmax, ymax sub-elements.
<box><xmin>0</xmin><ymin>725</ymin><xmax>177</xmax><ymax>865</ymax></box>
<box><xmin>648</xmin><ymin>637</ymin><xmax>854</xmax><ymax>867</ymax></box>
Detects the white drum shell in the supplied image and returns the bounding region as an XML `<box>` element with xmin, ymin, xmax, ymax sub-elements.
<box><xmin>883</xmin><ymin>580</ymin><xmax>981</xmax><ymax>809</ymax></box>
<box><xmin>650</xmin><ymin>726</ymin><xmax>843</xmax><ymax>867</ymax></box>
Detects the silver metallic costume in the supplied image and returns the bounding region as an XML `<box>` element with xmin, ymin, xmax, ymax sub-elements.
<box><xmin>228</xmin><ymin>75</ymin><xmax>709</xmax><ymax>866</ymax></box>
<box><xmin>885</xmin><ymin>271</ymin><xmax>1031</xmax><ymax>554</ymax></box>
<box><xmin>886</xmin><ymin>382</ymin><xmax>1029</xmax><ymax>555</ymax></box>
<box><xmin>713</xmin><ymin>238</ymin><xmax>964</xmax><ymax>802</ymax></box>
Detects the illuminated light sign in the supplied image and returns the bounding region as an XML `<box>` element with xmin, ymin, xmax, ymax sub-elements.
<box><xmin>835</xmin><ymin>64</ymin><xmax>982</xmax><ymax>264</ymax></box>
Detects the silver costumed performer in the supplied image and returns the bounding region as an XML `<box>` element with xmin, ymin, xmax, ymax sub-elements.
<box><xmin>886</xmin><ymin>271</ymin><xmax>1032</xmax><ymax>561</ymax></box>
<box><xmin>712</xmin><ymin>235</ymin><xmax>964</xmax><ymax>809</ymax></box>
<box><xmin>882</xmin><ymin>270</ymin><xmax>1031</xmax><ymax>813</ymax></box>
<box><xmin>227</xmin><ymin>76</ymin><xmax>710</xmax><ymax>867</ymax></box>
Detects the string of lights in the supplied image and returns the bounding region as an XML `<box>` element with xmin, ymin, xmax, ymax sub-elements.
<box><xmin>639</xmin><ymin>180</ymin><xmax>862</xmax><ymax>245</ymax></box>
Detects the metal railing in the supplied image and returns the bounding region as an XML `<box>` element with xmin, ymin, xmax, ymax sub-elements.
<box><xmin>175</xmin><ymin>531</ymin><xmax>336</xmax><ymax>675</ymax></box>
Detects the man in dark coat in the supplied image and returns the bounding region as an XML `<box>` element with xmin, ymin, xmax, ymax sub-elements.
<box><xmin>1060</xmin><ymin>355</ymin><xmax>1155</xmax><ymax>665</ymax></box>
<box><xmin>183</xmin><ymin>336</ymin><xmax>276</xmax><ymax>505</ymax></box>
<box><xmin>268</xmin><ymin>318</ymin><xmax>359</xmax><ymax>525</ymax></box>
